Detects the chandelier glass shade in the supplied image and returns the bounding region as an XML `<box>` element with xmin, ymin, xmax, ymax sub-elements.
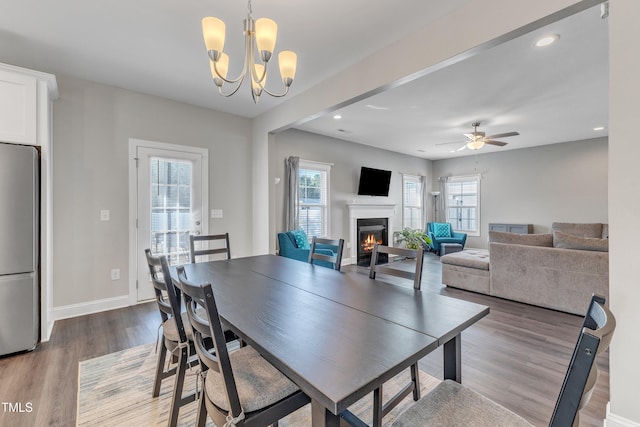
<box><xmin>202</xmin><ymin>0</ymin><xmax>297</xmax><ymax>103</ymax></box>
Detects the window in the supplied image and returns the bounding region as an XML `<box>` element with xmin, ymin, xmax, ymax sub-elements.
<box><xmin>299</xmin><ymin>160</ymin><xmax>331</xmax><ymax>239</ymax></box>
<box><xmin>402</xmin><ymin>174</ymin><xmax>423</xmax><ymax>230</ymax></box>
<box><xmin>446</xmin><ymin>175</ymin><xmax>480</xmax><ymax>236</ymax></box>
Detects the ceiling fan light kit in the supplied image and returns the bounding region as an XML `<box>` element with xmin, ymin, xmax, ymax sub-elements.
<box><xmin>437</xmin><ymin>121</ymin><xmax>520</xmax><ymax>152</ymax></box>
<box><xmin>202</xmin><ymin>0</ymin><xmax>298</xmax><ymax>103</ymax></box>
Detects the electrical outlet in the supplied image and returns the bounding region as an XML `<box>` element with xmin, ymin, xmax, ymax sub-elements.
<box><xmin>211</xmin><ymin>209</ymin><xmax>223</xmax><ymax>218</ymax></box>
<box><xmin>100</xmin><ymin>210</ymin><xmax>110</xmax><ymax>221</ymax></box>
<box><xmin>110</xmin><ymin>269</ymin><xmax>120</xmax><ymax>281</ymax></box>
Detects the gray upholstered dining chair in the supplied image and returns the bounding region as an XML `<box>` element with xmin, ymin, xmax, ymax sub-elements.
<box><xmin>144</xmin><ymin>249</ymin><xmax>199</xmax><ymax>427</ymax></box>
<box><xmin>391</xmin><ymin>294</ymin><xmax>615</xmax><ymax>427</ymax></box>
<box><xmin>189</xmin><ymin>233</ymin><xmax>231</xmax><ymax>263</ymax></box>
<box><xmin>308</xmin><ymin>236</ymin><xmax>345</xmax><ymax>271</ymax></box>
<box><xmin>369</xmin><ymin>243</ymin><xmax>424</xmax><ymax>290</ymax></box>
<box><xmin>175</xmin><ymin>266</ymin><xmax>311</xmax><ymax>427</ymax></box>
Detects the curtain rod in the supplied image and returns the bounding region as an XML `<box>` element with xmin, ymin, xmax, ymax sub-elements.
<box><xmin>300</xmin><ymin>158</ymin><xmax>334</xmax><ymax>167</ymax></box>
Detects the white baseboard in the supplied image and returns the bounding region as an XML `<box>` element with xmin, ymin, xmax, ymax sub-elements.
<box><xmin>52</xmin><ymin>295</ymin><xmax>131</xmax><ymax>321</ymax></box>
<box><xmin>605</xmin><ymin>403</ymin><xmax>640</xmax><ymax>427</ymax></box>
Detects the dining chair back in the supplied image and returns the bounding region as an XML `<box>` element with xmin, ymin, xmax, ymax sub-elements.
<box><xmin>144</xmin><ymin>249</ymin><xmax>197</xmax><ymax>427</ymax></box>
<box><xmin>369</xmin><ymin>244</ymin><xmax>424</xmax><ymax>290</ymax></box>
<box><xmin>391</xmin><ymin>294</ymin><xmax>616</xmax><ymax>427</ymax></box>
<box><xmin>365</xmin><ymin>243</ymin><xmax>425</xmax><ymax>425</ymax></box>
<box><xmin>549</xmin><ymin>294</ymin><xmax>615</xmax><ymax>426</ymax></box>
<box><xmin>175</xmin><ymin>266</ymin><xmax>310</xmax><ymax>427</ymax></box>
<box><xmin>190</xmin><ymin>233</ymin><xmax>231</xmax><ymax>263</ymax></box>
<box><xmin>308</xmin><ymin>236</ymin><xmax>345</xmax><ymax>271</ymax></box>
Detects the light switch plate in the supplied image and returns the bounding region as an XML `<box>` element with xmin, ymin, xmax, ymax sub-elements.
<box><xmin>110</xmin><ymin>269</ymin><xmax>120</xmax><ymax>281</ymax></box>
<box><xmin>211</xmin><ymin>209</ymin><xmax>223</xmax><ymax>219</ymax></box>
<box><xmin>100</xmin><ymin>210</ymin><xmax>110</xmax><ymax>221</ymax></box>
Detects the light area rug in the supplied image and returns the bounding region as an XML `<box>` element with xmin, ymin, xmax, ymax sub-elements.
<box><xmin>77</xmin><ymin>343</ymin><xmax>440</xmax><ymax>426</ymax></box>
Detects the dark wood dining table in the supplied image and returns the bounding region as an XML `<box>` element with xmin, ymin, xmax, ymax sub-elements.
<box><xmin>172</xmin><ymin>254</ymin><xmax>489</xmax><ymax>427</ymax></box>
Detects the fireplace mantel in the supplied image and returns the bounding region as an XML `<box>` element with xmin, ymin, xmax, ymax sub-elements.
<box><xmin>347</xmin><ymin>203</ymin><xmax>397</xmax><ymax>264</ymax></box>
<box><xmin>347</xmin><ymin>203</ymin><xmax>397</xmax><ymax>219</ymax></box>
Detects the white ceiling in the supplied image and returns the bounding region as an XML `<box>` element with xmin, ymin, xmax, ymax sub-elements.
<box><xmin>0</xmin><ymin>1</ymin><xmax>607</xmax><ymax>160</ymax></box>
<box><xmin>297</xmin><ymin>5</ymin><xmax>609</xmax><ymax>160</ymax></box>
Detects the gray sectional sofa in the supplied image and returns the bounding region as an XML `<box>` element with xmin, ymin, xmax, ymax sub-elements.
<box><xmin>441</xmin><ymin>222</ymin><xmax>609</xmax><ymax>315</ymax></box>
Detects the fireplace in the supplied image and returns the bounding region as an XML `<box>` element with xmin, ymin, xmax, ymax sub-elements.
<box><xmin>357</xmin><ymin>218</ymin><xmax>388</xmax><ymax>266</ymax></box>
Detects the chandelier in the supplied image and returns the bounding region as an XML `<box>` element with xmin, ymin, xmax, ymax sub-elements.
<box><xmin>202</xmin><ymin>0</ymin><xmax>298</xmax><ymax>103</ymax></box>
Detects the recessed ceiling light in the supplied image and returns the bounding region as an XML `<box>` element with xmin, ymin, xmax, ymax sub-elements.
<box><xmin>593</xmin><ymin>126</ymin><xmax>605</xmax><ymax>131</ymax></box>
<box><xmin>535</xmin><ymin>34</ymin><xmax>559</xmax><ymax>47</ymax></box>
<box><xmin>333</xmin><ymin>114</ymin><xmax>342</xmax><ymax>120</ymax></box>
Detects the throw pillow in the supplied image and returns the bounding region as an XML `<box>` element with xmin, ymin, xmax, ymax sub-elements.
<box><xmin>489</xmin><ymin>231</ymin><xmax>553</xmax><ymax>247</ymax></box>
<box><xmin>553</xmin><ymin>230</ymin><xmax>609</xmax><ymax>252</ymax></box>
<box><xmin>290</xmin><ymin>229</ymin><xmax>310</xmax><ymax>249</ymax></box>
<box><xmin>551</xmin><ymin>222</ymin><xmax>603</xmax><ymax>238</ymax></box>
<box><xmin>432</xmin><ymin>223</ymin><xmax>452</xmax><ymax>238</ymax></box>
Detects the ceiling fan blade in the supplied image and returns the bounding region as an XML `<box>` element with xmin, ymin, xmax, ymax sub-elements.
<box><xmin>485</xmin><ymin>131</ymin><xmax>519</xmax><ymax>139</ymax></box>
<box><xmin>463</xmin><ymin>133</ymin><xmax>474</xmax><ymax>139</ymax></box>
<box><xmin>484</xmin><ymin>140</ymin><xmax>508</xmax><ymax>147</ymax></box>
<box><xmin>436</xmin><ymin>140</ymin><xmax>466</xmax><ymax>146</ymax></box>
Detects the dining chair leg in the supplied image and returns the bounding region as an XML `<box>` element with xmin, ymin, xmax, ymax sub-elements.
<box><xmin>372</xmin><ymin>386</ymin><xmax>383</xmax><ymax>427</ymax></box>
<box><xmin>195</xmin><ymin>387</ymin><xmax>207</xmax><ymax>427</ymax></box>
<box><xmin>410</xmin><ymin>363</ymin><xmax>421</xmax><ymax>401</ymax></box>
<box><xmin>153</xmin><ymin>341</ymin><xmax>168</xmax><ymax>398</ymax></box>
<box><xmin>168</xmin><ymin>346</ymin><xmax>189</xmax><ymax>427</ymax></box>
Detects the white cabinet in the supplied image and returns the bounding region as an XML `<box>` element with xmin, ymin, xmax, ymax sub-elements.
<box><xmin>0</xmin><ymin>62</ymin><xmax>57</xmax><ymax>343</ymax></box>
<box><xmin>0</xmin><ymin>69</ymin><xmax>37</xmax><ymax>144</ymax></box>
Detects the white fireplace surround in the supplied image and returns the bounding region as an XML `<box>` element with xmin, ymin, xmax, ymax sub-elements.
<box><xmin>347</xmin><ymin>203</ymin><xmax>397</xmax><ymax>265</ymax></box>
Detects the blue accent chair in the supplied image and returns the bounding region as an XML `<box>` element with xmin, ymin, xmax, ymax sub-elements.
<box><xmin>277</xmin><ymin>231</ymin><xmax>337</xmax><ymax>269</ymax></box>
<box><xmin>426</xmin><ymin>222</ymin><xmax>467</xmax><ymax>255</ymax></box>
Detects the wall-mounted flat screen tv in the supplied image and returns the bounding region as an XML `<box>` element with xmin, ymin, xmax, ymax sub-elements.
<box><xmin>357</xmin><ymin>167</ymin><xmax>392</xmax><ymax>197</ymax></box>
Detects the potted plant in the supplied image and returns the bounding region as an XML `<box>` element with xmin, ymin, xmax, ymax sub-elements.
<box><xmin>394</xmin><ymin>228</ymin><xmax>432</xmax><ymax>250</ymax></box>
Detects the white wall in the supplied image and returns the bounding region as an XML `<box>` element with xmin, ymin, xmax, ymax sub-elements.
<box><xmin>253</xmin><ymin>0</ymin><xmax>592</xmax><ymax>254</ymax></box>
<box><xmin>608</xmin><ymin>0</ymin><xmax>640</xmax><ymax>425</ymax></box>
<box><xmin>432</xmin><ymin>137</ymin><xmax>608</xmax><ymax>248</ymax></box>
<box><xmin>269</xmin><ymin>129</ymin><xmax>431</xmax><ymax>256</ymax></box>
<box><xmin>52</xmin><ymin>75</ymin><xmax>253</xmax><ymax>309</ymax></box>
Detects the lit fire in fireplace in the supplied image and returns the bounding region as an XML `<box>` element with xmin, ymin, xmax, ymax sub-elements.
<box><xmin>361</xmin><ymin>233</ymin><xmax>383</xmax><ymax>253</ymax></box>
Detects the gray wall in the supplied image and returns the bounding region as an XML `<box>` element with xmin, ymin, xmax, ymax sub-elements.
<box><xmin>52</xmin><ymin>74</ymin><xmax>253</xmax><ymax>307</ymax></box>
<box><xmin>269</xmin><ymin>129</ymin><xmax>432</xmax><ymax>255</ymax></box>
<box><xmin>432</xmin><ymin>137</ymin><xmax>608</xmax><ymax>248</ymax></box>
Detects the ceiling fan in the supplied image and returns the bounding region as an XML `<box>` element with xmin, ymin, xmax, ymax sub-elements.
<box><xmin>438</xmin><ymin>122</ymin><xmax>520</xmax><ymax>151</ymax></box>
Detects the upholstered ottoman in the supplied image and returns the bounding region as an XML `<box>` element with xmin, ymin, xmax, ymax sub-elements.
<box><xmin>440</xmin><ymin>243</ymin><xmax>463</xmax><ymax>256</ymax></box>
<box><xmin>440</xmin><ymin>249</ymin><xmax>490</xmax><ymax>294</ymax></box>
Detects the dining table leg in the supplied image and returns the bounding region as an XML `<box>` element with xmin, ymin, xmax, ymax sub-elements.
<box><xmin>312</xmin><ymin>399</ymin><xmax>343</xmax><ymax>427</ymax></box>
<box><xmin>443</xmin><ymin>333</ymin><xmax>462</xmax><ymax>383</ymax></box>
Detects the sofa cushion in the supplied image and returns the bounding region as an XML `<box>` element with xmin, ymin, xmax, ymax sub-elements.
<box><xmin>489</xmin><ymin>231</ymin><xmax>553</xmax><ymax>247</ymax></box>
<box><xmin>553</xmin><ymin>230</ymin><xmax>609</xmax><ymax>252</ymax></box>
<box><xmin>432</xmin><ymin>222</ymin><xmax>452</xmax><ymax>238</ymax></box>
<box><xmin>289</xmin><ymin>229</ymin><xmax>310</xmax><ymax>249</ymax></box>
<box><xmin>440</xmin><ymin>249</ymin><xmax>490</xmax><ymax>270</ymax></box>
<box><xmin>551</xmin><ymin>222</ymin><xmax>603</xmax><ymax>238</ymax></box>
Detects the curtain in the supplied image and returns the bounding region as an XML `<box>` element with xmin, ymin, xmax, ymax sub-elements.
<box><xmin>285</xmin><ymin>156</ymin><xmax>300</xmax><ymax>230</ymax></box>
<box><xmin>420</xmin><ymin>175</ymin><xmax>428</xmax><ymax>229</ymax></box>
<box><xmin>436</xmin><ymin>177</ymin><xmax>447</xmax><ymax>222</ymax></box>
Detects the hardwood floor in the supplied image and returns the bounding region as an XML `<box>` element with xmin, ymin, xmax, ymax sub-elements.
<box><xmin>0</xmin><ymin>252</ymin><xmax>608</xmax><ymax>426</ymax></box>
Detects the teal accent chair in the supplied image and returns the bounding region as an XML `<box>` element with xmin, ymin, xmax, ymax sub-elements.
<box><xmin>277</xmin><ymin>231</ymin><xmax>336</xmax><ymax>269</ymax></box>
<box><xmin>426</xmin><ymin>222</ymin><xmax>467</xmax><ymax>255</ymax></box>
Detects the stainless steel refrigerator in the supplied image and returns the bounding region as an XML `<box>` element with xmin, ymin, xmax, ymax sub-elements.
<box><xmin>0</xmin><ymin>142</ymin><xmax>39</xmax><ymax>356</ymax></box>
